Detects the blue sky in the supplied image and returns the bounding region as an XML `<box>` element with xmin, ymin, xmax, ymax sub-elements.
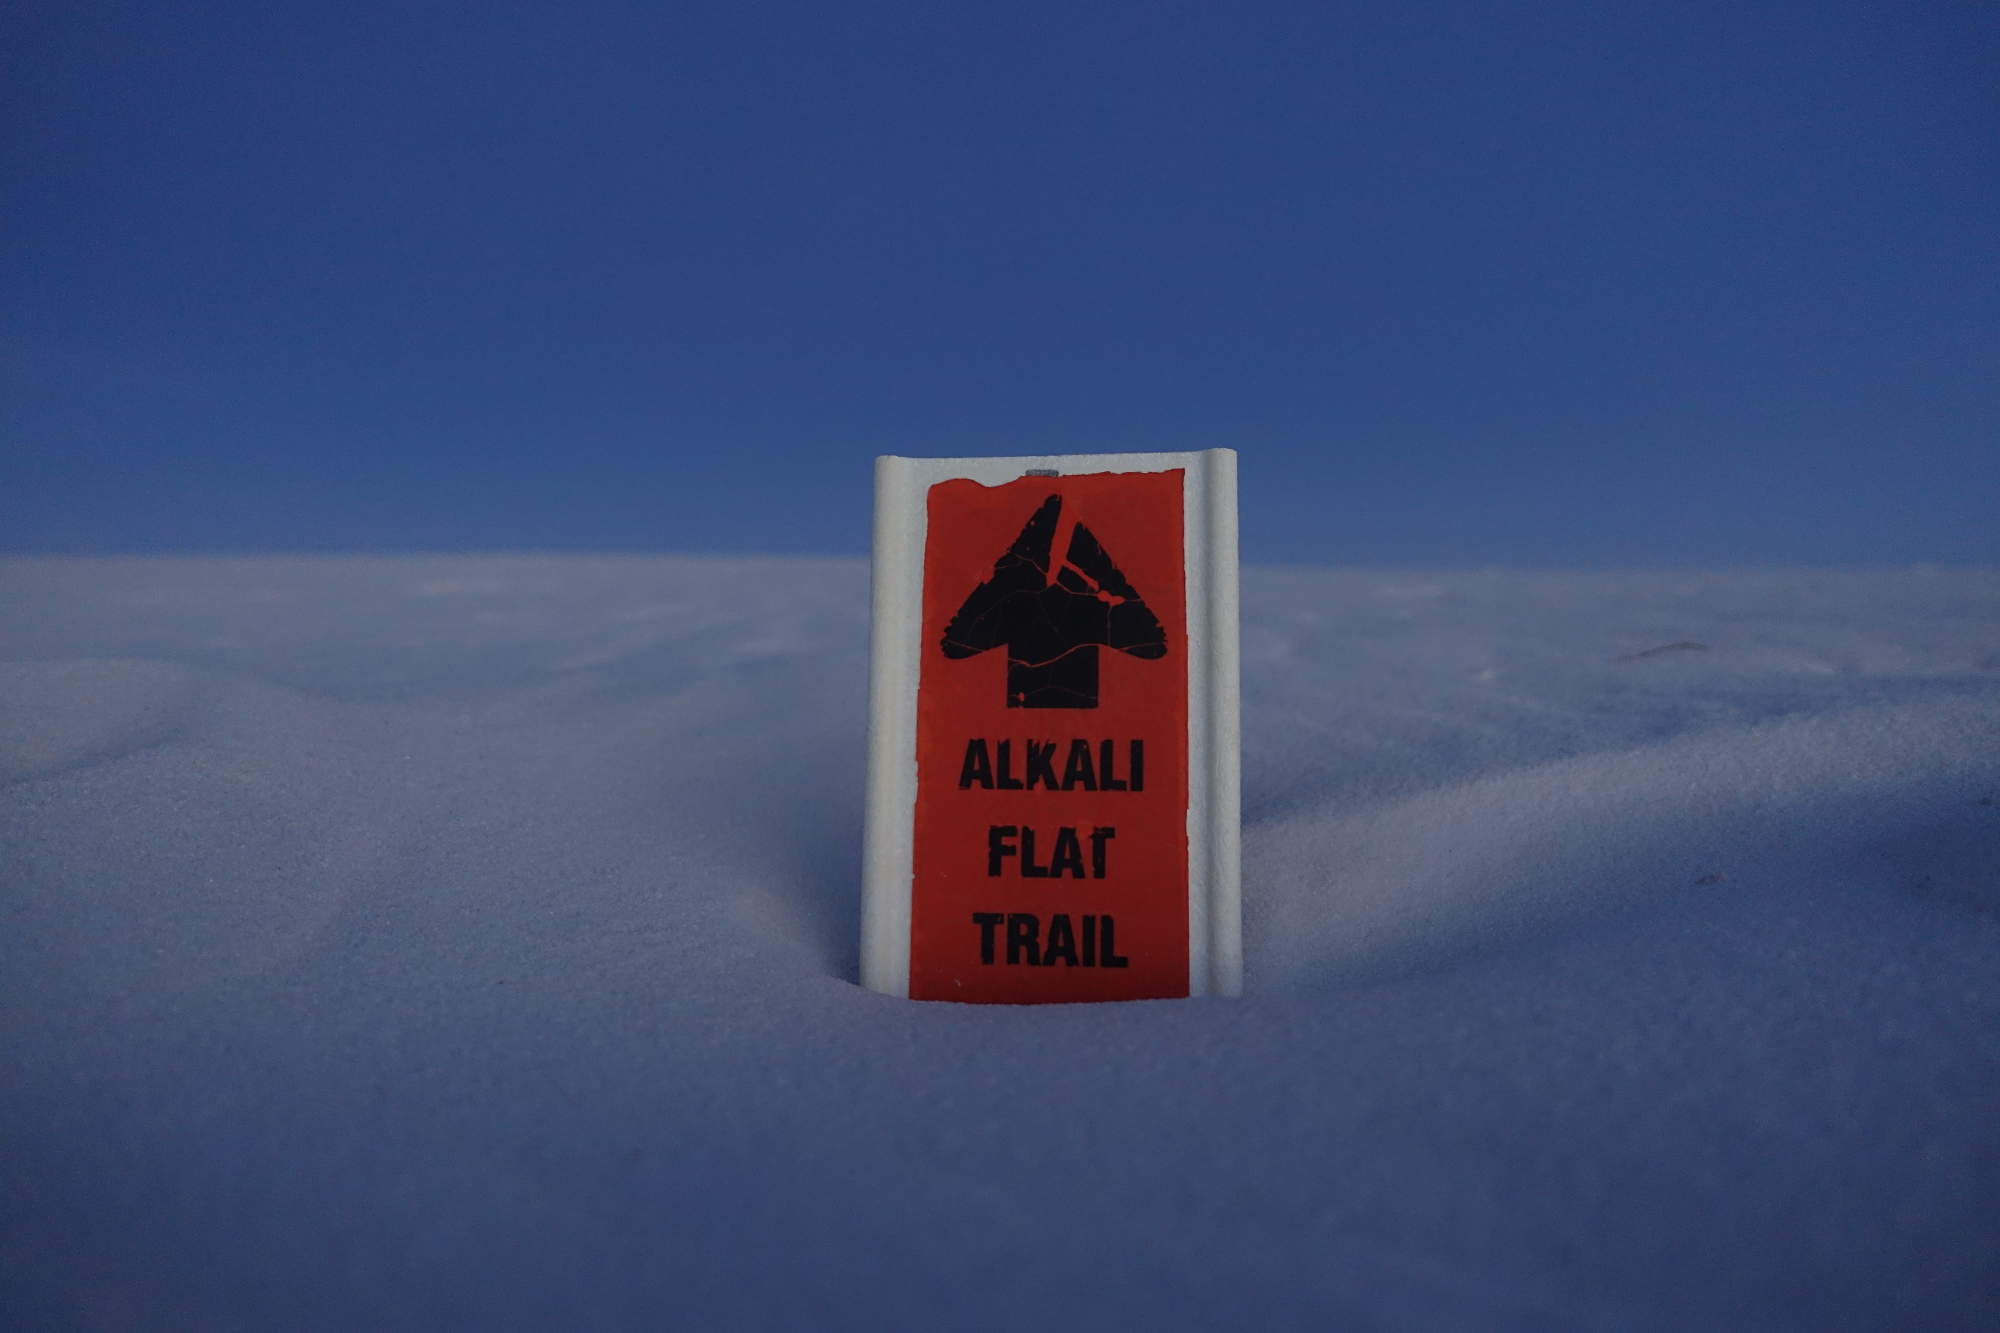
<box><xmin>7</xmin><ymin>0</ymin><xmax>1994</xmax><ymax>565</ymax></box>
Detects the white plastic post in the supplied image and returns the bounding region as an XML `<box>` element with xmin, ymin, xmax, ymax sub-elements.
<box><xmin>861</xmin><ymin>450</ymin><xmax>1241</xmax><ymax>1002</ymax></box>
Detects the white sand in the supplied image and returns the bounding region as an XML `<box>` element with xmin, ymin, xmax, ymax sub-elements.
<box><xmin>5</xmin><ymin>556</ymin><xmax>1997</xmax><ymax>1329</ymax></box>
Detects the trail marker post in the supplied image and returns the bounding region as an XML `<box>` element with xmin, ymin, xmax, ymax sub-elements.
<box><xmin>862</xmin><ymin>451</ymin><xmax>1241</xmax><ymax>1002</ymax></box>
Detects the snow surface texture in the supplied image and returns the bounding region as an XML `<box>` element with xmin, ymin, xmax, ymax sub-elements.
<box><xmin>4</xmin><ymin>556</ymin><xmax>1997</xmax><ymax>1330</ymax></box>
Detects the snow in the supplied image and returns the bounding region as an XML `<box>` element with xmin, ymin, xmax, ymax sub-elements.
<box><xmin>4</xmin><ymin>555</ymin><xmax>1997</xmax><ymax>1330</ymax></box>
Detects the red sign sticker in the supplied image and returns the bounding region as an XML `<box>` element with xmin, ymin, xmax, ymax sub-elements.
<box><xmin>909</xmin><ymin>469</ymin><xmax>1189</xmax><ymax>1002</ymax></box>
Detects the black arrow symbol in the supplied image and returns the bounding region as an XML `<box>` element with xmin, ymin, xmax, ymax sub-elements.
<box><xmin>940</xmin><ymin>494</ymin><xmax>1167</xmax><ymax>708</ymax></box>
